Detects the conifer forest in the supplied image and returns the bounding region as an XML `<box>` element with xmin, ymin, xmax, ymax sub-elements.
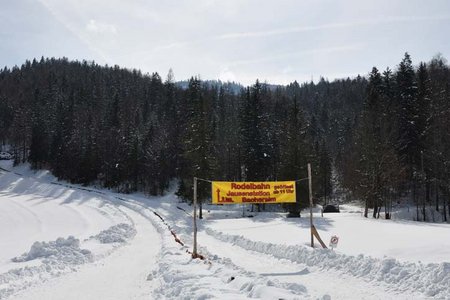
<box><xmin>1</xmin><ymin>53</ymin><xmax>449</xmax><ymax>220</ymax></box>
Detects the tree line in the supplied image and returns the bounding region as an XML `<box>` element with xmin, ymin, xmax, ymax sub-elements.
<box><xmin>0</xmin><ymin>54</ymin><xmax>448</xmax><ymax>220</ymax></box>
<box><xmin>342</xmin><ymin>54</ymin><xmax>450</xmax><ymax>221</ymax></box>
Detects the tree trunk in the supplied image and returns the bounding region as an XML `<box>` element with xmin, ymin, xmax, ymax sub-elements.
<box><xmin>435</xmin><ymin>180</ymin><xmax>439</xmax><ymax>212</ymax></box>
<box><xmin>422</xmin><ymin>188</ymin><xmax>427</xmax><ymax>222</ymax></box>
<box><xmin>384</xmin><ymin>189</ymin><xmax>388</xmax><ymax>219</ymax></box>
<box><xmin>372</xmin><ymin>199</ymin><xmax>378</xmax><ymax>218</ymax></box>
<box><xmin>414</xmin><ymin>181</ymin><xmax>419</xmax><ymax>221</ymax></box>
<box><xmin>447</xmin><ymin>188</ymin><xmax>450</xmax><ymax>223</ymax></box>
<box><xmin>385</xmin><ymin>193</ymin><xmax>391</xmax><ymax>220</ymax></box>
<box><xmin>421</xmin><ymin>174</ymin><xmax>427</xmax><ymax>222</ymax></box>
<box><xmin>364</xmin><ymin>199</ymin><xmax>368</xmax><ymax>218</ymax></box>
<box><xmin>22</xmin><ymin>140</ymin><xmax>26</xmax><ymax>163</ymax></box>
<box><xmin>442</xmin><ymin>185</ymin><xmax>447</xmax><ymax>222</ymax></box>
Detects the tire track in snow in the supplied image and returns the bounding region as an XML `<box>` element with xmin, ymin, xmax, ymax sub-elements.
<box><xmin>3</xmin><ymin>198</ymin><xmax>43</xmax><ymax>240</ymax></box>
<box><xmin>0</xmin><ymin>168</ymin><xmax>132</xmax><ymax>243</ymax></box>
<box><xmin>0</xmin><ymin>166</ymin><xmax>132</xmax><ymax>233</ymax></box>
<box><xmin>1</xmin><ymin>165</ymin><xmax>175</xmax><ymax>249</ymax></box>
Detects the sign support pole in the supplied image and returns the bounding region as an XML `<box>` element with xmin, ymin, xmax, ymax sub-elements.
<box><xmin>308</xmin><ymin>163</ymin><xmax>314</xmax><ymax>248</ymax></box>
<box><xmin>192</xmin><ymin>177</ymin><xmax>198</xmax><ymax>258</ymax></box>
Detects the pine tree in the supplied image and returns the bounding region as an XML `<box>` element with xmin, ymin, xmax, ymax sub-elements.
<box><xmin>428</xmin><ymin>55</ymin><xmax>450</xmax><ymax>221</ymax></box>
<box><xmin>279</xmin><ymin>94</ymin><xmax>303</xmax><ymax>214</ymax></box>
<box><xmin>180</xmin><ymin>77</ymin><xmax>216</xmax><ymax>218</ymax></box>
<box><xmin>240</xmin><ymin>81</ymin><xmax>265</xmax><ymax>181</ymax></box>
<box><xmin>357</xmin><ymin>68</ymin><xmax>385</xmax><ymax>217</ymax></box>
<box><xmin>396</xmin><ymin>53</ymin><xmax>419</xmax><ymax>173</ymax></box>
<box><xmin>318</xmin><ymin>141</ymin><xmax>332</xmax><ymax>205</ymax></box>
<box><xmin>416</xmin><ymin>62</ymin><xmax>432</xmax><ymax>220</ymax></box>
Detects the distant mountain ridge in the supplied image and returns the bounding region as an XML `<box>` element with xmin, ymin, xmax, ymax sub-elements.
<box><xmin>175</xmin><ymin>79</ymin><xmax>283</xmax><ymax>94</ymax></box>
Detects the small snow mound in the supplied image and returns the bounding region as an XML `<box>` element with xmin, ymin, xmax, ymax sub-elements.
<box><xmin>1</xmin><ymin>236</ymin><xmax>93</xmax><ymax>299</ymax></box>
<box><xmin>12</xmin><ymin>236</ymin><xmax>92</xmax><ymax>264</ymax></box>
<box><xmin>91</xmin><ymin>223</ymin><xmax>136</xmax><ymax>244</ymax></box>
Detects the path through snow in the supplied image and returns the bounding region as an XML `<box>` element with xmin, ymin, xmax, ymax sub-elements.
<box><xmin>2</xmin><ymin>161</ymin><xmax>449</xmax><ymax>299</ymax></box>
<box><xmin>10</xmin><ymin>204</ymin><xmax>161</xmax><ymax>300</ymax></box>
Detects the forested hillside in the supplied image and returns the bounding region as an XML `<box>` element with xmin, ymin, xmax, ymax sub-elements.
<box><xmin>0</xmin><ymin>54</ymin><xmax>449</xmax><ymax>220</ymax></box>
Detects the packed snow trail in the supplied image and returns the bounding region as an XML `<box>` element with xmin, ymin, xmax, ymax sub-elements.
<box><xmin>10</xmin><ymin>204</ymin><xmax>161</xmax><ymax>300</ymax></box>
<box><xmin>0</xmin><ymin>164</ymin><xmax>165</xmax><ymax>300</ymax></box>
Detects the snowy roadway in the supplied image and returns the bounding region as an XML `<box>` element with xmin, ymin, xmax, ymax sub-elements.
<box><xmin>1</xmin><ymin>161</ymin><xmax>449</xmax><ymax>299</ymax></box>
<box><xmin>0</xmin><ymin>162</ymin><xmax>162</xmax><ymax>299</ymax></box>
<box><xmin>10</xmin><ymin>205</ymin><xmax>161</xmax><ymax>300</ymax></box>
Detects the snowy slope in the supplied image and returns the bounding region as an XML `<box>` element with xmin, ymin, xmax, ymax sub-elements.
<box><xmin>1</xmin><ymin>161</ymin><xmax>449</xmax><ymax>299</ymax></box>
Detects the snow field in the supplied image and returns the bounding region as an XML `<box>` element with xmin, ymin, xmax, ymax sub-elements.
<box><xmin>204</xmin><ymin>205</ymin><xmax>450</xmax><ymax>263</ymax></box>
<box><xmin>2</xmin><ymin>161</ymin><xmax>450</xmax><ymax>299</ymax></box>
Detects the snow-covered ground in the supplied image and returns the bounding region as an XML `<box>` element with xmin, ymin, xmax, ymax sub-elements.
<box><xmin>202</xmin><ymin>204</ymin><xmax>450</xmax><ymax>263</ymax></box>
<box><xmin>1</xmin><ymin>161</ymin><xmax>449</xmax><ymax>299</ymax></box>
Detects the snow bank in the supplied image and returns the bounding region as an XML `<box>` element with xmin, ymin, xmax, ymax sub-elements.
<box><xmin>206</xmin><ymin>228</ymin><xmax>450</xmax><ymax>299</ymax></box>
<box><xmin>12</xmin><ymin>236</ymin><xmax>91</xmax><ymax>264</ymax></box>
<box><xmin>0</xmin><ymin>236</ymin><xmax>92</xmax><ymax>299</ymax></box>
<box><xmin>91</xmin><ymin>223</ymin><xmax>136</xmax><ymax>244</ymax></box>
<box><xmin>151</xmin><ymin>237</ymin><xmax>308</xmax><ymax>300</ymax></box>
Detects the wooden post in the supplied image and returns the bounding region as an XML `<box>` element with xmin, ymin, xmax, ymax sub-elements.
<box><xmin>311</xmin><ymin>225</ymin><xmax>327</xmax><ymax>249</ymax></box>
<box><xmin>192</xmin><ymin>177</ymin><xmax>198</xmax><ymax>258</ymax></box>
<box><xmin>308</xmin><ymin>163</ymin><xmax>314</xmax><ymax>248</ymax></box>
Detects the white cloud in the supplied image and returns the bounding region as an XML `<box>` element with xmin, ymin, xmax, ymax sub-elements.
<box><xmin>282</xmin><ymin>66</ymin><xmax>294</xmax><ymax>74</ymax></box>
<box><xmin>216</xmin><ymin>15</ymin><xmax>450</xmax><ymax>40</ymax></box>
<box><xmin>86</xmin><ymin>20</ymin><xmax>117</xmax><ymax>34</ymax></box>
<box><xmin>227</xmin><ymin>44</ymin><xmax>365</xmax><ymax>67</ymax></box>
<box><xmin>218</xmin><ymin>67</ymin><xmax>237</xmax><ymax>82</ymax></box>
<box><xmin>36</xmin><ymin>0</ymin><xmax>111</xmax><ymax>63</ymax></box>
<box><xmin>9</xmin><ymin>1</ymin><xmax>450</xmax><ymax>86</ymax></box>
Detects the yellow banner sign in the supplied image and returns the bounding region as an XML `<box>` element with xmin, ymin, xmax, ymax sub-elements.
<box><xmin>211</xmin><ymin>181</ymin><xmax>296</xmax><ymax>204</ymax></box>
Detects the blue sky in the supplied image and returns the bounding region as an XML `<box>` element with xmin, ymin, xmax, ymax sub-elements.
<box><xmin>1</xmin><ymin>0</ymin><xmax>449</xmax><ymax>85</ymax></box>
